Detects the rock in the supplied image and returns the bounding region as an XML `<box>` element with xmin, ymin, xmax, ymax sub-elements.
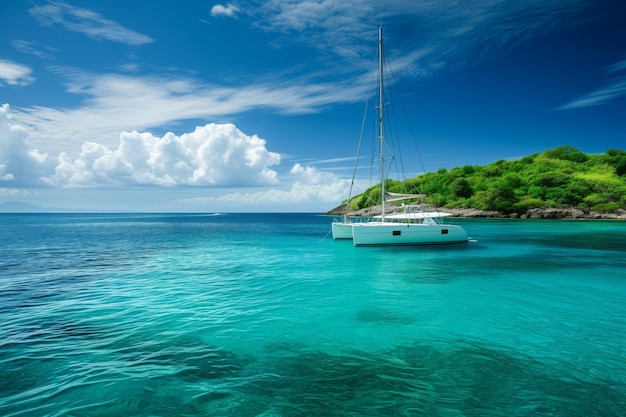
<box><xmin>325</xmin><ymin>205</ymin><xmax>626</xmax><ymax>220</ymax></box>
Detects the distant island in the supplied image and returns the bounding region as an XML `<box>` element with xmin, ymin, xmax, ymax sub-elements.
<box><xmin>327</xmin><ymin>146</ymin><xmax>626</xmax><ymax>220</ymax></box>
<box><xmin>0</xmin><ymin>202</ymin><xmax>126</xmax><ymax>213</ymax></box>
<box><xmin>0</xmin><ymin>202</ymin><xmax>63</xmax><ymax>213</ymax></box>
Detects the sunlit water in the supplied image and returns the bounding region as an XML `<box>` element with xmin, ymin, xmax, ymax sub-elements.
<box><xmin>1</xmin><ymin>213</ymin><xmax>625</xmax><ymax>416</ymax></box>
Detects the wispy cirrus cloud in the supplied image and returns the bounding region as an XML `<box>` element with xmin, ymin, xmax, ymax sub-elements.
<box><xmin>557</xmin><ymin>58</ymin><xmax>626</xmax><ymax>110</ymax></box>
<box><xmin>11</xmin><ymin>40</ymin><xmax>57</xmax><ymax>60</ymax></box>
<box><xmin>0</xmin><ymin>60</ymin><xmax>35</xmax><ymax>86</ymax></box>
<box><xmin>10</xmin><ymin>0</ymin><xmax>610</xmax><ymax>162</ymax></box>
<box><xmin>11</xmin><ymin>67</ymin><xmax>366</xmax><ymax>155</ymax></box>
<box><xmin>258</xmin><ymin>0</ymin><xmax>595</xmax><ymax>73</ymax></box>
<box><xmin>10</xmin><ymin>1</ymin><xmax>617</xmax><ymax>160</ymax></box>
<box><xmin>29</xmin><ymin>1</ymin><xmax>153</xmax><ymax>45</ymax></box>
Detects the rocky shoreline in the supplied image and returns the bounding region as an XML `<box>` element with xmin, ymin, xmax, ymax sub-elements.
<box><xmin>326</xmin><ymin>204</ymin><xmax>626</xmax><ymax>220</ymax></box>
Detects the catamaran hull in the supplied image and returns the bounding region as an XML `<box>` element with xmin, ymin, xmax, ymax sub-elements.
<box><xmin>351</xmin><ymin>223</ymin><xmax>468</xmax><ymax>246</ymax></box>
<box><xmin>331</xmin><ymin>222</ymin><xmax>353</xmax><ymax>239</ymax></box>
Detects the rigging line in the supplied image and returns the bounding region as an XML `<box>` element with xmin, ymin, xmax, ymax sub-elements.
<box><xmin>379</xmin><ymin>57</ymin><xmax>415</xmax><ymax>202</ymax></box>
<box><xmin>382</xmin><ymin>49</ymin><xmax>416</xmax><ymax>200</ymax></box>
<box><xmin>319</xmin><ymin>229</ymin><xmax>333</xmax><ymax>243</ymax></box>
<box><xmin>382</xmin><ymin>58</ymin><xmax>405</xmax><ymax>185</ymax></box>
<box><xmin>347</xmin><ymin>86</ymin><xmax>371</xmax><ymax>206</ymax></box>
<box><xmin>369</xmin><ymin>48</ymin><xmax>379</xmax><ymax>198</ymax></box>
<box><xmin>387</xmin><ymin>56</ymin><xmax>428</xmax><ymax>186</ymax></box>
<box><xmin>344</xmin><ymin>45</ymin><xmax>379</xmax><ymax>216</ymax></box>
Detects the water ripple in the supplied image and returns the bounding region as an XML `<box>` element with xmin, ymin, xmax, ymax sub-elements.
<box><xmin>1</xmin><ymin>214</ymin><xmax>625</xmax><ymax>416</ymax></box>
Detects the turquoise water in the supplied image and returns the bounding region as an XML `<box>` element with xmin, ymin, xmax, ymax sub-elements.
<box><xmin>1</xmin><ymin>213</ymin><xmax>625</xmax><ymax>416</ymax></box>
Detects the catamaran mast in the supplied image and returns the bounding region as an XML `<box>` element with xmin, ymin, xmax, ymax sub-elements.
<box><xmin>378</xmin><ymin>26</ymin><xmax>385</xmax><ymax>221</ymax></box>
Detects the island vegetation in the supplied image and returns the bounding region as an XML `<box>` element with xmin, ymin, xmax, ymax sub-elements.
<box><xmin>330</xmin><ymin>146</ymin><xmax>626</xmax><ymax>219</ymax></box>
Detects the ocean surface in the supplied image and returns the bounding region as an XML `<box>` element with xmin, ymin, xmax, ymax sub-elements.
<box><xmin>1</xmin><ymin>213</ymin><xmax>625</xmax><ymax>416</ymax></box>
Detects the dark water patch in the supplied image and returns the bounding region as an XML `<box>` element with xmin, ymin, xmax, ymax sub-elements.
<box><xmin>462</xmin><ymin>219</ymin><xmax>626</xmax><ymax>254</ymax></box>
<box><xmin>1</xmin><ymin>319</ymin><xmax>109</xmax><ymax>352</ymax></box>
<box><xmin>175</xmin><ymin>345</ymin><xmax>248</xmax><ymax>381</ymax></box>
<box><xmin>400</xmin><ymin>265</ymin><xmax>459</xmax><ymax>284</ymax></box>
<box><xmin>356</xmin><ymin>241</ymin><xmax>599</xmax><ymax>284</ymax></box>
<box><xmin>263</xmin><ymin>341</ymin><xmax>309</xmax><ymax>355</ymax></box>
<box><xmin>218</xmin><ymin>341</ymin><xmax>626</xmax><ymax>417</ymax></box>
<box><xmin>429</xmin><ymin>248</ymin><xmax>624</xmax><ymax>281</ymax></box>
<box><xmin>27</xmin><ymin>246</ymin><xmax>137</xmax><ymax>275</ymax></box>
<box><xmin>2</xmin><ymin>324</ymin><xmax>624</xmax><ymax>416</ymax></box>
<box><xmin>0</xmin><ymin>334</ymin><xmax>248</xmax><ymax>416</ymax></box>
<box><xmin>0</xmin><ymin>357</ymin><xmax>45</xmax><ymax>399</ymax></box>
<box><xmin>103</xmin><ymin>335</ymin><xmax>249</xmax><ymax>382</ymax></box>
<box><xmin>356</xmin><ymin>308</ymin><xmax>417</xmax><ymax>325</ymax></box>
<box><xmin>459</xmin><ymin>252</ymin><xmax>567</xmax><ymax>275</ymax></box>
<box><xmin>1</xmin><ymin>287</ymin><xmax>58</xmax><ymax>310</ymax></box>
<box><xmin>29</xmin><ymin>320</ymin><xmax>104</xmax><ymax>341</ymax></box>
<box><xmin>528</xmin><ymin>230</ymin><xmax>626</xmax><ymax>254</ymax></box>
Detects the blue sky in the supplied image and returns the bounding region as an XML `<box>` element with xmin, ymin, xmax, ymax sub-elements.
<box><xmin>1</xmin><ymin>0</ymin><xmax>625</xmax><ymax>212</ymax></box>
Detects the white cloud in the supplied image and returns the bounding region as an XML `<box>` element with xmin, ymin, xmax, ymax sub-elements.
<box><xmin>258</xmin><ymin>0</ymin><xmax>595</xmax><ymax>75</ymax></box>
<box><xmin>55</xmin><ymin>123</ymin><xmax>281</xmax><ymax>187</ymax></box>
<box><xmin>0</xmin><ymin>60</ymin><xmax>35</xmax><ymax>86</ymax></box>
<box><xmin>11</xmin><ymin>40</ymin><xmax>57</xmax><ymax>60</ymax></box>
<box><xmin>1</xmin><ymin>104</ymin><xmax>357</xmax><ymax>211</ymax></box>
<box><xmin>609</xmin><ymin>59</ymin><xmax>626</xmax><ymax>73</ymax></box>
<box><xmin>1</xmin><ymin>104</ymin><xmax>280</xmax><ymax>189</ymax></box>
<box><xmin>10</xmin><ymin>70</ymin><xmax>365</xmax><ymax>156</ymax></box>
<box><xmin>10</xmin><ymin>1</ymin><xmax>602</xmax><ymax>159</ymax></box>
<box><xmin>290</xmin><ymin>163</ymin><xmax>334</xmax><ymax>184</ymax></box>
<box><xmin>29</xmin><ymin>1</ymin><xmax>153</xmax><ymax>45</ymax></box>
<box><xmin>0</xmin><ymin>104</ymin><xmax>53</xmax><ymax>187</ymax></box>
<box><xmin>211</xmin><ymin>3</ymin><xmax>240</xmax><ymax>17</ymax></box>
<box><xmin>557</xmin><ymin>59</ymin><xmax>626</xmax><ymax>110</ymax></box>
<box><xmin>0</xmin><ymin>188</ymin><xmax>30</xmax><ymax>199</ymax></box>
<box><xmin>178</xmin><ymin>163</ymin><xmax>354</xmax><ymax>211</ymax></box>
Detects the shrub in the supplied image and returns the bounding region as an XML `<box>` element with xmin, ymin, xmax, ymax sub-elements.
<box><xmin>544</xmin><ymin>145</ymin><xmax>588</xmax><ymax>163</ymax></box>
<box><xmin>514</xmin><ymin>197</ymin><xmax>547</xmax><ymax>212</ymax></box>
<box><xmin>592</xmin><ymin>202</ymin><xmax>620</xmax><ymax>212</ymax></box>
<box><xmin>451</xmin><ymin>178</ymin><xmax>473</xmax><ymax>198</ymax></box>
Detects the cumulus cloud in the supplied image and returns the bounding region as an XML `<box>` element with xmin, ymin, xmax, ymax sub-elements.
<box><xmin>287</xmin><ymin>163</ymin><xmax>354</xmax><ymax>202</ymax></box>
<box><xmin>51</xmin><ymin>124</ymin><xmax>281</xmax><ymax>187</ymax></box>
<box><xmin>1</xmin><ymin>104</ymin><xmax>357</xmax><ymax>210</ymax></box>
<box><xmin>0</xmin><ymin>104</ymin><xmax>52</xmax><ymax>187</ymax></box>
<box><xmin>0</xmin><ymin>60</ymin><xmax>35</xmax><ymax>86</ymax></box>
<box><xmin>184</xmin><ymin>163</ymin><xmax>353</xmax><ymax>210</ymax></box>
<box><xmin>211</xmin><ymin>3</ymin><xmax>240</xmax><ymax>17</ymax></box>
<box><xmin>29</xmin><ymin>1</ymin><xmax>153</xmax><ymax>45</ymax></box>
<box><xmin>1</xmin><ymin>104</ymin><xmax>281</xmax><ymax>188</ymax></box>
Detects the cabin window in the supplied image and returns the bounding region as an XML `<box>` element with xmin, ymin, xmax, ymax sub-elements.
<box><xmin>441</xmin><ymin>229</ymin><xmax>449</xmax><ymax>235</ymax></box>
<box><xmin>393</xmin><ymin>230</ymin><xmax>401</xmax><ymax>236</ymax></box>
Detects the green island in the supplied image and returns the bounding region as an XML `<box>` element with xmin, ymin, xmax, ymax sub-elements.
<box><xmin>327</xmin><ymin>146</ymin><xmax>626</xmax><ymax>220</ymax></box>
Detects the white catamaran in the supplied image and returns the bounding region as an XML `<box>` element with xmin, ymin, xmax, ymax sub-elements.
<box><xmin>331</xmin><ymin>27</ymin><xmax>468</xmax><ymax>246</ymax></box>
